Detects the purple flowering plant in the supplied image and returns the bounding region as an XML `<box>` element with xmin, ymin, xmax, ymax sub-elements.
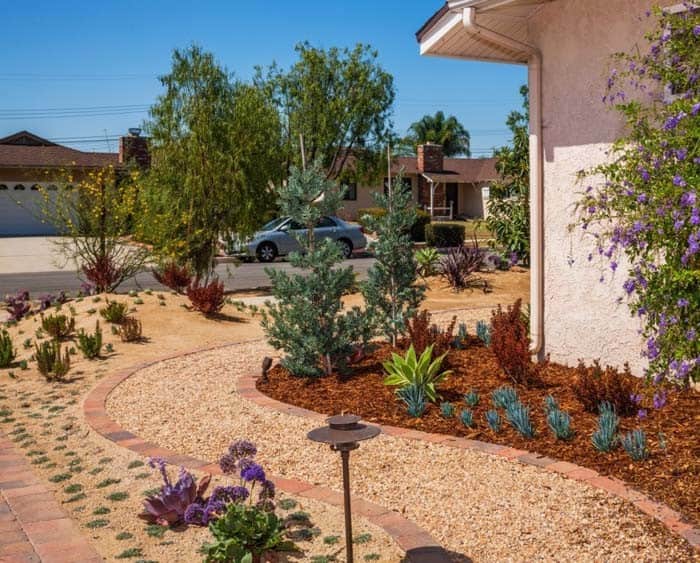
<box><xmin>577</xmin><ymin>5</ymin><xmax>700</xmax><ymax>386</ymax></box>
<box><xmin>183</xmin><ymin>440</ymin><xmax>276</xmax><ymax>527</ymax></box>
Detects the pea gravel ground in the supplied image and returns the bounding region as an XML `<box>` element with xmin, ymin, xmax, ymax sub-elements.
<box><xmin>107</xmin><ymin>322</ymin><xmax>697</xmax><ymax>563</ymax></box>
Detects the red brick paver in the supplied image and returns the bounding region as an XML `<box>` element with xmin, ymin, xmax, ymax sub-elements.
<box><xmin>0</xmin><ymin>436</ymin><xmax>100</xmax><ymax>563</ymax></box>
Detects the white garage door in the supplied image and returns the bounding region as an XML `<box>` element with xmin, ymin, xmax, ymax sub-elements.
<box><xmin>0</xmin><ymin>183</ymin><xmax>58</xmax><ymax>236</ymax></box>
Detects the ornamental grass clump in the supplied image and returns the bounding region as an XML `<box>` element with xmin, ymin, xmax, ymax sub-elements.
<box><xmin>621</xmin><ymin>428</ymin><xmax>649</xmax><ymax>461</ymax></box>
<box><xmin>577</xmin><ymin>6</ymin><xmax>700</xmax><ymax>386</ymax></box>
<box><xmin>261</xmin><ymin>163</ymin><xmax>369</xmax><ymax>377</ymax></box>
<box><xmin>0</xmin><ymin>330</ymin><xmax>16</xmax><ymax>368</ymax></box>
<box><xmin>592</xmin><ymin>402</ymin><xmax>620</xmax><ymax>453</ymax></box>
<box><xmin>505</xmin><ymin>401</ymin><xmax>535</xmax><ymax>439</ymax></box>
<box><xmin>40</xmin><ymin>313</ymin><xmax>75</xmax><ymax>339</ymax></box>
<box><xmin>439</xmin><ymin>239</ymin><xmax>484</xmax><ymax>291</ymax></box>
<box><xmin>76</xmin><ymin>321</ymin><xmax>102</xmax><ymax>359</ymax></box>
<box><xmin>397</xmin><ymin>384</ymin><xmax>426</xmax><ymax>418</ymax></box>
<box><xmin>383</xmin><ymin>344</ymin><xmax>451</xmax><ymax>403</ymax></box>
<box><xmin>99</xmin><ymin>300</ymin><xmax>128</xmax><ymax>324</ymax></box>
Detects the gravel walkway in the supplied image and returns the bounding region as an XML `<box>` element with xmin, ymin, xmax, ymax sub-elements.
<box><xmin>107</xmin><ymin>337</ymin><xmax>696</xmax><ymax>562</ymax></box>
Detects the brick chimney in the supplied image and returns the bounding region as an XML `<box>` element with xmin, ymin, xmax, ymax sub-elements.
<box><xmin>119</xmin><ymin>128</ymin><xmax>150</xmax><ymax>169</ymax></box>
<box><xmin>417</xmin><ymin>143</ymin><xmax>443</xmax><ymax>173</ymax></box>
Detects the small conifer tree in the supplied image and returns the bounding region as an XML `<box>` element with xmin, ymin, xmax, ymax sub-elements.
<box><xmin>261</xmin><ymin>162</ymin><xmax>369</xmax><ymax>377</ymax></box>
<box><xmin>361</xmin><ymin>175</ymin><xmax>425</xmax><ymax>346</ymax></box>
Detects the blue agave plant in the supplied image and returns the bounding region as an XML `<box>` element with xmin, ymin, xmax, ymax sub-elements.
<box><xmin>460</xmin><ymin>409</ymin><xmax>474</xmax><ymax>427</ymax></box>
<box><xmin>543</xmin><ymin>395</ymin><xmax>559</xmax><ymax>415</ymax></box>
<box><xmin>547</xmin><ymin>408</ymin><xmax>573</xmax><ymax>440</ymax></box>
<box><xmin>476</xmin><ymin>320</ymin><xmax>491</xmax><ymax>346</ymax></box>
<box><xmin>397</xmin><ymin>384</ymin><xmax>427</xmax><ymax>418</ymax></box>
<box><xmin>492</xmin><ymin>386</ymin><xmax>518</xmax><ymax>410</ymax></box>
<box><xmin>440</xmin><ymin>402</ymin><xmax>455</xmax><ymax>418</ymax></box>
<box><xmin>591</xmin><ymin>402</ymin><xmax>619</xmax><ymax>452</ymax></box>
<box><xmin>485</xmin><ymin>409</ymin><xmax>501</xmax><ymax>432</ymax></box>
<box><xmin>464</xmin><ymin>390</ymin><xmax>480</xmax><ymax>407</ymax></box>
<box><xmin>505</xmin><ymin>401</ymin><xmax>535</xmax><ymax>438</ymax></box>
<box><xmin>621</xmin><ymin>429</ymin><xmax>649</xmax><ymax>461</ymax></box>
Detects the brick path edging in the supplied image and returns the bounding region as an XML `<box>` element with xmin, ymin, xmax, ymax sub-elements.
<box><xmin>0</xmin><ymin>434</ymin><xmax>102</xmax><ymax>563</ymax></box>
<box><xmin>83</xmin><ymin>340</ymin><xmax>451</xmax><ymax>563</ymax></box>
<box><xmin>235</xmin><ymin>374</ymin><xmax>700</xmax><ymax>552</ymax></box>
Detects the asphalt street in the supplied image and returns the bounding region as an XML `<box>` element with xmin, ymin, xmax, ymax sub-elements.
<box><xmin>0</xmin><ymin>257</ymin><xmax>376</xmax><ymax>296</ymax></box>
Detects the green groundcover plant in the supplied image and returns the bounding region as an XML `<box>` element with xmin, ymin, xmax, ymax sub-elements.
<box><xmin>577</xmin><ymin>5</ymin><xmax>700</xmax><ymax>385</ymax></box>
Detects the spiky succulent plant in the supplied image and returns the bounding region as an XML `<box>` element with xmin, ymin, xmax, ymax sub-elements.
<box><xmin>476</xmin><ymin>320</ymin><xmax>491</xmax><ymax>346</ymax></box>
<box><xmin>460</xmin><ymin>409</ymin><xmax>474</xmax><ymax>427</ymax></box>
<box><xmin>464</xmin><ymin>390</ymin><xmax>480</xmax><ymax>407</ymax></box>
<box><xmin>440</xmin><ymin>401</ymin><xmax>455</xmax><ymax>418</ymax></box>
<box><xmin>621</xmin><ymin>429</ymin><xmax>649</xmax><ymax>461</ymax></box>
<box><xmin>591</xmin><ymin>402</ymin><xmax>619</xmax><ymax>452</ymax></box>
<box><xmin>492</xmin><ymin>386</ymin><xmax>518</xmax><ymax>410</ymax></box>
<box><xmin>505</xmin><ymin>401</ymin><xmax>535</xmax><ymax>438</ymax></box>
<box><xmin>547</xmin><ymin>408</ymin><xmax>573</xmax><ymax>440</ymax></box>
<box><xmin>485</xmin><ymin>409</ymin><xmax>501</xmax><ymax>432</ymax></box>
<box><xmin>397</xmin><ymin>384</ymin><xmax>426</xmax><ymax>418</ymax></box>
<box><xmin>543</xmin><ymin>395</ymin><xmax>559</xmax><ymax>415</ymax></box>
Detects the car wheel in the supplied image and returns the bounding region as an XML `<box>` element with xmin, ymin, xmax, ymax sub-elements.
<box><xmin>256</xmin><ymin>242</ymin><xmax>278</xmax><ymax>263</ymax></box>
<box><xmin>338</xmin><ymin>238</ymin><xmax>353</xmax><ymax>259</ymax></box>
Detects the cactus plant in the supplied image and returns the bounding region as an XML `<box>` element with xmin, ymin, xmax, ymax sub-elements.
<box><xmin>0</xmin><ymin>330</ymin><xmax>16</xmax><ymax>368</ymax></box>
<box><xmin>34</xmin><ymin>340</ymin><xmax>70</xmax><ymax>381</ymax></box>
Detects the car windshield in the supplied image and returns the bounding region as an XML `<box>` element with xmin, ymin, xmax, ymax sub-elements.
<box><xmin>260</xmin><ymin>217</ymin><xmax>288</xmax><ymax>231</ymax></box>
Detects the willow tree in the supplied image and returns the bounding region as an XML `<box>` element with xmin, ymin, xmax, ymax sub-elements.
<box><xmin>141</xmin><ymin>45</ymin><xmax>283</xmax><ymax>277</ymax></box>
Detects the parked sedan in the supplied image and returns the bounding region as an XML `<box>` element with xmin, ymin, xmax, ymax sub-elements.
<box><xmin>231</xmin><ymin>216</ymin><xmax>367</xmax><ymax>262</ymax></box>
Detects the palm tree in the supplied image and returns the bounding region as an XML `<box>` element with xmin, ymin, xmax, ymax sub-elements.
<box><xmin>406</xmin><ymin>111</ymin><xmax>471</xmax><ymax>157</ymax></box>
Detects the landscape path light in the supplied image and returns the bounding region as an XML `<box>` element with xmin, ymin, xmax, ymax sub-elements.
<box><xmin>307</xmin><ymin>414</ymin><xmax>380</xmax><ymax>563</ymax></box>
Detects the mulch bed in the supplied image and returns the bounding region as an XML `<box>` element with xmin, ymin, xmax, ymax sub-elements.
<box><xmin>257</xmin><ymin>340</ymin><xmax>700</xmax><ymax>527</ymax></box>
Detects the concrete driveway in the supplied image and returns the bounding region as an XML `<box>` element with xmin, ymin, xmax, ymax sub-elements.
<box><xmin>0</xmin><ymin>237</ymin><xmax>71</xmax><ymax>274</ymax></box>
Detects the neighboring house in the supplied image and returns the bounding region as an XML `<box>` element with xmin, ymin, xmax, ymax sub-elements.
<box><xmin>339</xmin><ymin>143</ymin><xmax>497</xmax><ymax>221</ymax></box>
<box><xmin>417</xmin><ymin>0</ymin><xmax>682</xmax><ymax>374</ymax></box>
<box><xmin>0</xmin><ymin>130</ymin><xmax>148</xmax><ymax>236</ymax></box>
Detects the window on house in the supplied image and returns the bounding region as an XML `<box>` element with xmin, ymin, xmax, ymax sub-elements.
<box><xmin>30</xmin><ymin>184</ymin><xmax>40</xmax><ymax>191</ymax></box>
<box><xmin>14</xmin><ymin>184</ymin><xmax>25</xmax><ymax>190</ymax></box>
<box><xmin>343</xmin><ymin>183</ymin><xmax>357</xmax><ymax>201</ymax></box>
<box><xmin>0</xmin><ymin>184</ymin><xmax>7</xmax><ymax>191</ymax></box>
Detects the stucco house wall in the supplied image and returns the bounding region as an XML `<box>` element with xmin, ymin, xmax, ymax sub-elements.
<box><xmin>527</xmin><ymin>0</ymin><xmax>679</xmax><ymax>373</ymax></box>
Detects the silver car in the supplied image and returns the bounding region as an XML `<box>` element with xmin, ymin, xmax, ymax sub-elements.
<box><xmin>233</xmin><ymin>216</ymin><xmax>367</xmax><ymax>262</ymax></box>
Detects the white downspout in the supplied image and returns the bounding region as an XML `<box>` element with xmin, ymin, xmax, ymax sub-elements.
<box><xmin>461</xmin><ymin>6</ymin><xmax>545</xmax><ymax>357</ymax></box>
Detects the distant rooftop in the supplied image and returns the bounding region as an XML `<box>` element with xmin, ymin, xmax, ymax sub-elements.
<box><xmin>0</xmin><ymin>131</ymin><xmax>118</xmax><ymax>169</ymax></box>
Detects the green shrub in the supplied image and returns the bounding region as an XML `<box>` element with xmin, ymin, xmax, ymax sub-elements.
<box><xmin>118</xmin><ymin>317</ymin><xmax>142</xmax><ymax>342</ymax></box>
<box><xmin>0</xmin><ymin>330</ymin><xmax>16</xmax><ymax>368</ymax></box>
<box><xmin>77</xmin><ymin>321</ymin><xmax>102</xmax><ymax>359</ymax></box>
<box><xmin>202</xmin><ymin>503</ymin><xmax>296</xmax><ymax>563</ymax></box>
<box><xmin>410</xmin><ymin>209</ymin><xmax>431</xmax><ymax>242</ymax></box>
<box><xmin>383</xmin><ymin>344</ymin><xmax>451</xmax><ymax>403</ymax></box>
<box><xmin>35</xmin><ymin>340</ymin><xmax>71</xmax><ymax>381</ymax></box>
<box><xmin>357</xmin><ymin>208</ymin><xmax>386</xmax><ymax>232</ymax></box>
<box><xmin>40</xmin><ymin>313</ymin><xmax>75</xmax><ymax>339</ymax></box>
<box><xmin>99</xmin><ymin>300</ymin><xmax>128</xmax><ymax>324</ymax></box>
<box><xmin>415</xmin><ymin>247</ymin><xmax>440</xmax><ymax>277</ymax></box>
<box><xmin>424</xmin><ymin>223</ymin><xmax>465</xmax><ymax>247</ymax></box>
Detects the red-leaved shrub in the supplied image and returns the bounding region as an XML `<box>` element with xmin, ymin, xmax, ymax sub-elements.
<box><xmin>406</xmin><ymin>310</ymin><xmax>456</xmax><ymax>357</ymax></box>
<box><xmin>82</xmin><ymin>255</ymin><xmax>123</xmax><ymax>293</ymax></box>
<box><xmin>491</xmin><ymin>299</ymin><xmax>542</xmax><ymax>386</ymax></box>
<box><xmin>153</xmin><ymin>262</ymin><xmax>192</xmax><ymax>294</ymax></box>
<box><xmin>573</xmin><ymin>360</ymin><xmax>638</xmax><ymax>416</ymax></box>
<box><xmin>186</xmin><ymin>278</ymin><xmax>225</xmax><ymax>315</ymax></box>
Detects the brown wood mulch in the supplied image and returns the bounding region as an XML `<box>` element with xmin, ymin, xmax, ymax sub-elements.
<box><xmin>257</xmin><ymin>340</ymin><xmax>700</xmax><ymax>528</ymax></box>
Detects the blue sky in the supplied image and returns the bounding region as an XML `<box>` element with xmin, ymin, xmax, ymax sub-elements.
<box><xmin>0</xmin><ymin>0</ymin><xmax>526</xmax><ymax>156</ymax></box>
